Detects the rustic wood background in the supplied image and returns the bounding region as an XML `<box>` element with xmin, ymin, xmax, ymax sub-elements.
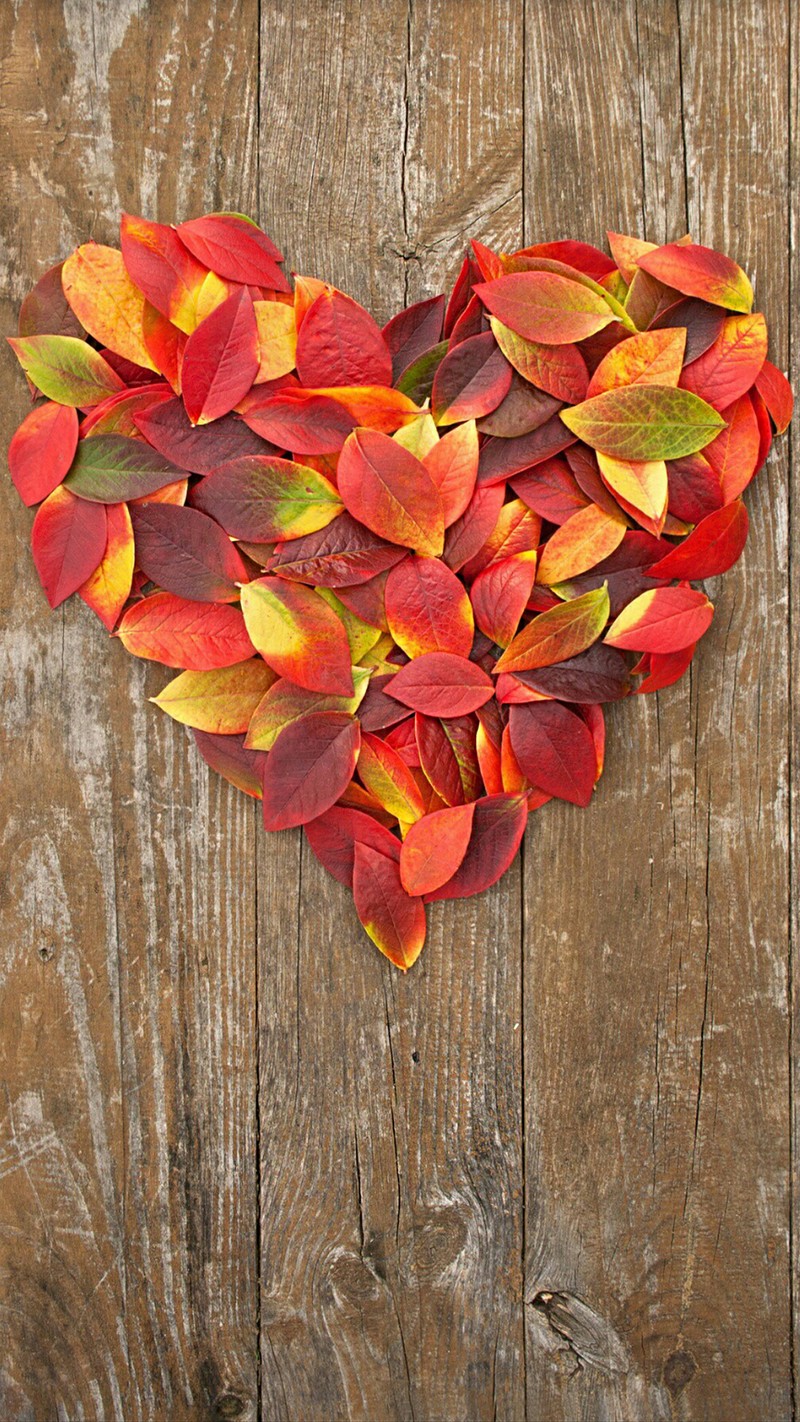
<box><xmin>0</xmin><ymin>1</ymin><xmax>795</xmax><ymax>1418</ymax></box>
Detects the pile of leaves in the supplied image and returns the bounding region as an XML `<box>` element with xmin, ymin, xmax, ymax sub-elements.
<box><xmin>7</xmin><ymin>213</ymin><xmax>792</xmax><ymax>969</ymax></box>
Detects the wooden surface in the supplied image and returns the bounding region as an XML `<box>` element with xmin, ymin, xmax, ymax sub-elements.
<box><xmin>0</xmin><ymin>1</ymin><xmax>793</xmax><ymax>1417</ymax></box>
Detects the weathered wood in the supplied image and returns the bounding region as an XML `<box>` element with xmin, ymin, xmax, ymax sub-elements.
<box><xmin>257</xmin><ymin>2</ymin><xmax>526</xmax><ymax>1418</ymax></box>
<box><xmin>0</xmin><ymin>3</ymin><xmax>261</xmax><ymax>1418</ymax></box>
<box><xmin>523</xmin><ymin>2</ymin><xmax>792</xmax><ymax>1419</ymax></box>
<box><xmin>0</xmin><ymin>2</ymin><xmax>794</xmax><ymax>1420</ymax></box>
<box><xmin>791</xmin><ymin>1</ymin><xmax>800</xmax><ymax>1413</ymax></box>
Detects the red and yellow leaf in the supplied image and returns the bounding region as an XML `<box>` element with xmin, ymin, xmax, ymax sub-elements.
<box><xmin>117</xmin><ymin>591</ymin><xmax>257</xmax><ymax>669</ymax></box>
<box><xmin>489</xmin><ymin>316</ymin><xmax>589</xmax><ymax>403</ymax></box>
<box><xmin>62</xmin><ymin>243</ymin><xmax>156</xmax><ymax>370</ymax></box>
<box><xmin>79</xmin><ymin>501</ymin><xmax>134</xmax><ymax>629</ymax></box>
<box><xmin>337</xmin><ymin>428</ymin><xmax>444</xmax><ymax>556</ymax></box>
<box><xmin>385</xmin><ymin>555</ymin><xmax>474</xmax><ymax>658</ymax></box>
<box><xmin>474</xmin><ymin>271</ymin><xmax>616</xmax><ymax>344</ymax></box>
<box><xmin>535</xmin><ymin>504</ymin><xmax>626</xmax><ymax>584</ymax></box>
<box><xmin>494</xmin><ymin>586</ymin><xmax>610</xmax><ymax>674</ymax></box>
<box><xmin>352</xmin><ymin>842</ymin><xmax>426</xmax><ymax>970</ymax></box>
<box><xmin>358</xmin><ymin>732</ymin><xmax>425</xmax><ymax>824</ymax></box>
<box><xmin>240</xmin><ymin>576</ymin><xmax>354</xmax><ymax>694</ymax></box>
<box><xmin>604</xmin><ymin>586</ymin><xmax>714</xmax><ymax>652</ymax></box>
<box><xmin>151</xmin><ymin>660</ymin><xmax>275</xmax><ymax>732</ymax></box>
<box><xmin>120</xmin><ymin>213</ymin><xmax>208</xmax><ymax>334</ymax></box>
<box><xmin>587</xmin><ymin>327</ymin><xmax>686</xmax><ymax>397</ymax></box>
<box><xmin>31</xmin><ymin>486</ymin><xmax>107</xmax><ymax>608</ymax></box>
<box><xmin>637</xmin><ymin>242</ymin><xmax>753</xmax><ymax>313</ymax></box>
<box><xmin>679</xmin><ymin>313</ymin><xmax>767</xmax><ymax>411</ymax></box>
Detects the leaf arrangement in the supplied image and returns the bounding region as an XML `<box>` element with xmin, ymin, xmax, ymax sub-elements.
<box><xmin>7</xmin><ymin>214</ymin><xmax>792</xmax><ymax>969</ymax></box>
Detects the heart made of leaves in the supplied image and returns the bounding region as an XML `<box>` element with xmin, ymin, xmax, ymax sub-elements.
<box><xmin>7</xmin><ymin>214</ymin><xmax>792</xmax><ymax>968</ymax></box>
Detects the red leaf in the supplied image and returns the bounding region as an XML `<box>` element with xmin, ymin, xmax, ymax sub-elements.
<box><xmin>431</xmin><ymin>331</ymin><xmax>512</xmax><ymax>424</ymax></box>
<box><xmin>240</xmin><ymin>388</ymin><xmax>356</xmax><ymax>453</ymax></box>
<box><xmin>135</xmin><ymin>395</ymin><xmax>273</xmax><ymax>472</ymax></box>
<box><xmin>469</xmin><ymin>554</ymin><xmax>537</xmax><ymax>647</ymax></box>
<box><xmin>270</xmin><ymin>512</ymin><xmax>405</xmax><ymax>588</ymax></box>
<box><xmin>415</xmin><ymin>712</ymin><xmax>482</xmax><ymax>806</ymax></box>
<box><xmin>383</xmin><ymin>295</ymin><xmax>445</xmax><ymax>380</ymax></box>
<box><xmin>129</xmin><ymin>503</ymin><xmax>249</xmax><ymax>602</ymax></box>
<box><xmin>422</xmin><ymin>421</ymin><xmax>479</xmax><ymax>525</ymax></box>
<box><xmin>337</xmin><ymin>429</ymin><xmax>444</xmax><ymax>556</ymax></box>
<box><xmin>117</xmin><ymin>591</ymin><xmax>256</xmax><ymax>669</ymax></box>
<box><xmin>192</xmin><ymin>729</ymin><xmax>266</xmax><ymax>798</ymax></box>
<box><xmin>443</xmin><ymin>484</ymin><xmax>506</xmax><ymax>572</ymax></box>
<box><xmin>19</xmin><ymin>261</ymin><xmax>83</xmax><ymax>339</ymax></box>
<box><xmin>8</xmin><ymin>401</ymin><xmax>79</xmax><ymax>506</ymax></box>
<box><xmin>515</xmin><ymin>239</ymin><xmax>615</xmax><ymax>280</ymax></box>
<box><xmin>262</xmin><ymin>711</ymin><xmax>362</xmax><ymax>830</ymax></box>
<box><xmin>31</xmin><ymin>487</ymin><xmax>107</xmax><ymax>608</ymax></box>
<box><xmin>511</xmin><ymin>457</ymin><xmax>589</xmax><ymax>525</ymax></box>
<box><xmin>425</xmin><ymin>792</ymin><xmax>527</xmax><ymax>901</ymax></box>
<box><xmin>385</xmin><ymin>652</ymin><xmax>494</xmax><ymax>717</ymax></box>
<box><xmin>702</xmin><ymin>393</ymin><xmax>760</xmax><ymax>503</ymax></box>
<box><xmin>352</xmin><ymin>842</ymin><xmax>427</xmax><ymax>970</ymax></box>
<box><xmin>385</xmin><ymin>555</ymin><xmax>474</xmax><ymax>658</ymax></box>
<box><xmin>477</xmin><ymin>417</ymin><xmax>575</xmax><ymax>486</ymax></box>
<box><xmin>176</xmin><ymin>214</ymin><xmax>288</xmax><ymax>289</ymax></box>
<box><xmin>648</xmin><ymin>501</ymin><xmax>748</xmax><ymax>580</ymax></box>
<box><xmin>754</xmin><ymin>359</ymin><xmax>794</xmax><ymax>434</ymax></box>
<box><xmin>304</xmin><ymin>806</ymin><xmax>401</xmax><ymax>887</ymax></box>
<box><xmin>509</xmin><ymin>701</ymin><xmax>597</xmax><ymax>806</ymax></box>
<box><xmin>295</xmin><ymin>289</ymin><xmax>392</xmax><ymax>387</ymax></box>
<box><xmin>400</xmin><ymin>803</ymin><xmax>475</xmax><ymax>894</ymax></box>
<box><xmin>635</xmin><ymin>642</ymin><xmax>697</xmax><ymax>694</ymax></box>
<box><xmin>181</xmin><ymin>289</ymin><xmax>259</xmax><ymax>425</ymax></box>
<box><xmin>514</xmin><ymin>642</ymin><xmax>631</xmax><ymax>703</ymax></box>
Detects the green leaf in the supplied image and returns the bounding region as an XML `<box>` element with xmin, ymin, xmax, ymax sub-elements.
<box><xmin>64</xmin><ymin>433</ymin><xmax>185</xmax><ymax>502</ymax></box>
<box><xmin>7</xmin><ymin>334</ymin><xmax>124</xmax><ymax>406</ymax></box>
<box><xmin>560</xmin><ymin>386</ymin><xmax>726</xmax><ymax>460</ymax></box>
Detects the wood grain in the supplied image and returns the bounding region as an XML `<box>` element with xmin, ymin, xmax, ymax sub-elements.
<box><xmin>0</xmin><ymin>2</ymin><xmax>794</xmax><ymax>1420</ymax></box>
<box><xmin>523</xmin><ymin>3</ymin><xmax>792</xmax><ymax>1419</ymax></box>
<box><xmin>0</xmin><ymin>2</ymin><xmax>261</xmax><ymax>1418</ymax></box>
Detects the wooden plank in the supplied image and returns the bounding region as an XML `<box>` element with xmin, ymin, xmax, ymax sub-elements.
<box><xmin>791</xmin><ymin>0</ymin><xmax>800</xmax><ymax>1411</ymax></box>
<box><xmin>257</xmin><ymin>3</ymin><xmax>526</xmax><ymax>1418</ymax></box>
<box><xmin>0</xmin><ymin>3</ymin><xmax>261</xmax><ymax>1419</ymax></box>
<box><xmin>522</xmin><ymin>2</ymin><xmax>792</xmax><ymax>1418</ymax></box>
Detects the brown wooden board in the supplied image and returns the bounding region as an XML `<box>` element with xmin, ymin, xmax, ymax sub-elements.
<box><xmin>0</xmin><ymin>2</ymin><xmax>794</xmax><ymax>1420</ymax></box>
<box><xmin>0</xmin><ymin>3</ymin><xmax>262</xmax><ymax>1419</ymax></box>
<box><xmin>524</xmin><ymin>3</ymin><xmax>792</xmax><ymax>1418</ymax></box>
